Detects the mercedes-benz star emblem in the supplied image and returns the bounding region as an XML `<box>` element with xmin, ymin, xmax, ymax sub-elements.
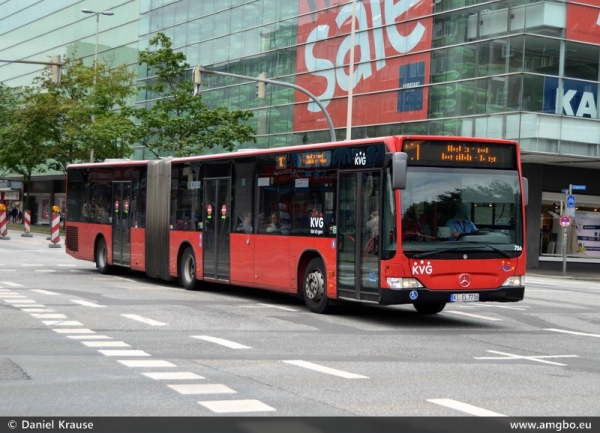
<box><xmin>458</xmin><ymin>273</ymin><xmax>471</xmax><ymax>288</ymax></box>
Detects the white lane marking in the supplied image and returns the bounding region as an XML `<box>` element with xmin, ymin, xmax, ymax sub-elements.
<box><xmin>121</xmin><ymin>314</ymin><xmax>167</xmax><ymax>326</ymax></box>
<box><xmin>169</xmin><ymin>384</ymin><xmax>236</xmax><ymax>395</ymax></box>
<box><xmin>21</xmin><ymin>308</ymin><xmax>54</xmax><ymax>313</ymax></box>
<box><xmin>474</xmin><ymin>350</ymin><xmax>578</xmax><ymax>366</ymax></box>
<box><xmin>53</xmin><ymin>328</ymin><xmax>95</xmax><ymax>334</ymax></box>
<box><xmin>545</xmin><ymin>328</ymin><xmax>600</xmax><ymax>338</ymax></box>
<box><xmin>199</xmin><ymin>400</ymin><xmax>276</xmax><ymax>413</ymax></box>
<box><xmin>283</xmin><ymin>360</ymin><xmax>368</xmax><ymax>379</ymax></box>
<box><xmin>22</xmin><ymin>264</ymin><xmax>44</xmax><ymax>267</ymax></box>
<box><xmin>5</xmin><ymin>299</ymin><xmax>36</xmax><ymax>304</ymax></box>
<box><xmin>67</xmin><ymin>335</ymin><xmax>112</xmax><ymax>340</ymax></box>
<box><xmin>525</xmin><ymin>290</ymin><xmax>573</xmax><ymax>293</ymax></box>
<box><xmin>114</xmin><ymin>276</ymin><xmax>136</xmax><ymax>283</ymax></box>
<box><xmin>257</xmin><ymin>303</ymin><xmax>298</xmax><ymax>312</ymax></box>
<box><xmin>35</xmin><ymin>270</ymin><xmax>56</xmax><ymax>273</ymax></box>
<box><xmin>118</xmin><ymin>360</ymin><xmax>176</xmax><ymax>367</ymax></box>
<box><xmin>1</xmin><ymin>282</ymin><xmax>23</xmax><ymax>287</ymax></box>
<box><xmin>427</xmin><ymin>399</ymin><xmax>506</xmax><ymax>417</ymax></box>
<box><xmin>14</xmin><ymin>304</ymin><xmax>45</xmax><ymax>308</ymax></box>
<box><xmin>191</xmin><ymin>335</ymin><xmax>251</xmax><ymax>349</ymax></box>
<box><xmin>0</xmin><ymin>294</ymin><xmax>26</xmax><ymax>298</ymax></box>
<box><xmin>445</xmin><ymin>311</ymin><xmax>501</xmax><ymax>321</ymax></box>
<box><xmin>58</xmin><ymin>264</ymin><xmax>77</xmax><ymax>267</ymax></box>
<box><xmin>98</xmin><ymin>350</ymin><xmax>151</xmax><ymax>357</ymax></box>
<box><xmin>31</xmin><ymin>314</ymin><xmax>68</xmax><ymax>319</ymax></box>
<box><xmin>70</xmin><ymin>300</ymin><xmax>105</xmax><ymax>308</ymax></box>
<box><xmin>468</xmin><ymin>304</ymin><xmax>528</xmax><ymax>311</ymax></box>
<box><xmin>42</xmin><ymin>320</ymin><xmax>83</xmax><ymax>326</ymax></box>
<box><xmin>31</xmin><ymin>289</ymin><xmax>60</xmax><ymax>295</ymax></box>
<box><xmin>82</xmin><ymin>341</ymin><xmax>130</xmax><ymax>348</ymax></box>
<box><xmin>0</xmin><ymin>270</ymin><xmax>16</xmax><ymax>272</ymax></box>
<box><xmin>142</xmin><ymin>372</ymin><xmax>204</xmax><ymax>380</ymax></box>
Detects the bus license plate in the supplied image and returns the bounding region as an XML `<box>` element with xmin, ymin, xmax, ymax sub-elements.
<box><xmin>450</xmin><ymin>293</ymin><xmax>479</xmax><ymax>302</ymax></box>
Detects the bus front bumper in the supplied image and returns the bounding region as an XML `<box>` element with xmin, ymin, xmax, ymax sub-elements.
<box><xmin>379</xmin><ymin>286</ymin><xmax>525</xmax><ymax>305</ymax></box>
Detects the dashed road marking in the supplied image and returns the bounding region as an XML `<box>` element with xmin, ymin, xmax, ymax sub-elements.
<box><xmin>191</xmin><ymin>335</ymin><xmax>251</xmax><ymax>349</ymax></box>
<box><xmin>14</xmin><ymin>304</ymin><xmax>45</xmax><ymax>308</ymax></box>
<box><xmin>2</xmin><ymin>282</ymin><xmax>24</xmax><ymax>287</ymax></box>
<box><xmin>42</xmin><ymin>320</ymin><xmax>83</xmax><ymax>326</ymax></box>
<box><xmin>0</xmin><ymin>294</ymin><xmax>26</xmax><ymax>298</ymax></box>
<box><xmin>67</xmin><ymin>335</ymin><xmax>112</xmax><ymax>340</ymax></box>
<box><xmin>35</xmin><ymin>270</ymin><xmax>56</xmax><ymax>273</ymax></box>
<box><xmin>70</xmin><ymin>300</ymin><xmax>105</xmax><ymax>308</ymax></box>
<box><xmin>121</xmin><ymin>314</ymin><xmax>166</xmax><ymax>326</ymax></box>
<box><xmin>545</xmin><ymin>328</ymin><xmax>600</xmax><ymax>338</ymax></box>
<box><xmin>82</xmin><ymin>341</ymin><xmax>130</xmax><ymax>348</ymax></box>
<box><xmin>118</xmin><ymin>360</ymin><xmax>176</xmax><ymax>368</ymax></box>
<box><xmin>169</xmin><ymin>384</ymin><xmax>236</xmax><ymax>395</ymax></box>
<box><xmin>198</xmin><ymin>399</ymin><xmax>276</xmax><ymax>413</ymax></box>
<box><xmin>31</xmin><ymin>289</ymin><xmax>60</xmax><ymax>295</ymax></box>
<box><xmin>427</xmin><ymin>399</ymin><xmax>506</xmax><ymax>416</ymax></box>
<box><xmin>58</xmin><ymin>264</ymin><xmax>77</xmax><ymax>267</ymax></box>
<box><xmin>257</xmin><ymin>303</ymin><xmax>298</xmax><ymax>312</ymax></box>
<box><xmin>53</xmin><ymin>328</ymin><xmax>95</xmax><ymax>334</ymax></box>
<box><xmin>5</xmin><ymin>299</ymin><xmax>36</xmax><ymax>304</ymax></box>
<box><xmin>474</xmin><ymin>350</ymin><xmax>578</xmax><ymax>366</ymax></box>
<box><xmin>31</xmin><ymin>313</ymin><xmax>68</xmax><ymax>319</ymax></box>
<box><xmin>22</xmin><ymin>264</ymin><xmax>44</xmax><ymax>267</ymax></box>
<box><xmin>283</xmin><ymin>360</ymin><xmax>368</xmax><ymax>379</ymax></box>
<box><xmin>142</xmin><ymin>372</ymin><xmax>204</xmax><ymax>380</ymax></box>
<box><xmin>21</xmin><ymin>308</ymin><xmax>54</xmax><ymax>313</ymax></box>
<box><xmin>98</xmin><ymin>350</ymin><xmax>151</xmax><ymax>357</ymax></box>
<box><xmin>445</xmin><ymin>311</ymin><xmax>501</xmax><ymax>321</ymax></box>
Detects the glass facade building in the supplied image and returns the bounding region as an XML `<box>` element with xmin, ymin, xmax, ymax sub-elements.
<box><xmin>2</xmin><ymin>0</ymin><xmax>600</xmax><ymax>269</ymax></box>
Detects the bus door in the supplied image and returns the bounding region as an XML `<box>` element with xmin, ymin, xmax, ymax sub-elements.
<box><xmin>337</xmin><ymin>171</ymin><xmax>381</xmax><ymax>301</ymax></box>
<box><xmin>112</xmin><ymin>181</ymin><xmax>132</xmax><ymax>266</ymax></box>
<box><xmin>203</xmin><ymin>178</ymin><xmax>231</xmax><ymax>281</ymax></box>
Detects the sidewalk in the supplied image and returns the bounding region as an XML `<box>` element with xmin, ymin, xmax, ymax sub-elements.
<box><xmin>527</xmin><ymin>268</ymin><xmax>600</xmax><ymax>282</ymax></box>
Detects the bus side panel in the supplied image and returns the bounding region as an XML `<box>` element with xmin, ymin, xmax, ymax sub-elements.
<box><xmin>65</xmin><ymin>222</ymin><xmax>112</xmax><ymax>264</ymax></box>
<box><xmin>168</xmin><ymin>231</ymin><xmax>203</xmax><ymax>279</ymax></box>
<box><xmin>230</xmin><ymin>233</ymin><xmax>255</xmax><ymax>287</ymax></box>
<box><xmin>254</xmin><ymin>235</ymin><xmax>291</xmax><ymax>292</ymax></box>
<box><xmin>290</xmin><ymin>237</ymin><xmax>337</xmax><ymax>298</ymax></box>
<box><xmin>130</xmin><ymin>228</ymin><xmax>145</xmax><ymax>272</ymax></box>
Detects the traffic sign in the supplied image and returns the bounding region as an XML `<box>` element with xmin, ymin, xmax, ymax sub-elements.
<box><xmin>560</xmin><ymin>216</ymin><xmax>571</xmax><ymax>227</ymax></box>
<box><xmin>566</xmin><ymin>195</ymin><xmax>576</xmax><ymax>207</ymax></box>
<box><xmin>571</xmin><ymin>185</ymin><xmax>586</xmax><ymax>191</ymax></box>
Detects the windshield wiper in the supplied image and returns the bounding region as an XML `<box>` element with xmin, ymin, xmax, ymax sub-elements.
<box><xmin>455</xmin><ymin>241</ymin><xmax>512</xmax><ymax>257</ymax></box>
<box><xmin>413</xmin><ymin>246</ymin><xmax>483</xmax><ymax>259</ymax></box>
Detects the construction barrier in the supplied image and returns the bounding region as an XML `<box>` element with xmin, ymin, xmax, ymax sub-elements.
<box><xmin>49</xmin><ymin>212</ymin><xmax>61</xmax><ymax>248</ymax></box>
<box><xmin>21</xmin><ymin>210</ymin><xmax>33</xmax><ymax>238</ymax></box>
<box><xmin>0</xmin><ymin>210</ymin><xmax>10</xmax><ymax>240</ymax></box>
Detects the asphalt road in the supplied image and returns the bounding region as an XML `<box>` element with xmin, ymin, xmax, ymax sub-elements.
<box><xmin>1</xmin><ymin>230</ymin><xmax>599</xmax><ymax>419</ymax></box>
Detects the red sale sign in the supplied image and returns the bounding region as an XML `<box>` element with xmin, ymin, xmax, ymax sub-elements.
<box><xmin>294</xmin><ymin>0</ymin><xmax>432</xmax><ymax>133</ymax></box>
<box><xmin>566</xmin><ymin>2</ymin><xmax>600</xmax><ymax>44</ymax></box>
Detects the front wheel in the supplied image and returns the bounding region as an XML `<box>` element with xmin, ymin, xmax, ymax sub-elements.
<box><xmin>413</xmin><ymin>303</ymin><xmax>446</xmax><ymax>314</ymax></box>
<box><xmin>180</xmin><ymin>247</ymin><xmax>199</xmax><ymax>290</ymax></box>
<box><xmin>303</xmin><ymin>258</ymin><xmax>331</xmax><ymax>314</ymax></box>
<box><xmin>95</xmin><ymin>238</ymin><xmax>113</xmax><ymax>275</ymax></box>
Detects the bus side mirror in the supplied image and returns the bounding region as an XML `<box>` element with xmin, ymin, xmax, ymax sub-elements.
<box><xmin>391</xmin><ymin>152</ymin><xmax>407</xmax><ymax>190</ymax></box>
<box><xmin>522</xmin><ymin>177</ymin><xmax>528</xmax><ymax>207</ymax></box>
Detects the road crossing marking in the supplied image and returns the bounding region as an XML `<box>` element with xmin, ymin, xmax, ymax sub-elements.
<box><xmin>21</xmin><ymin>308</ymin><xmax>54</xmax><ymax>313</ymax></box>
<box><xmin>53</xmin><ymin>328</ymin><xmax>95</xmax><ymax>334</ymax></box>
<box><xmin>82</xmin><ymin>341</ymin><xmax>130</xmax><ymax>348</ymax></box>
<box><xmin>31</xmin><ymin>313</ymin><xmax>68</xmax><ymax>319</ymax></box>
<box><xmin>427</xmin><ymin>399</ymin><xmax>506</xmax><ymax>417</ymax></box>
<box><xmin>67</xmin><ymin>335</ymin><xmax>112</xmax><ymax>340</ymax></box>
<box><xmin>142</xmin><ymin>372</ymin><xmax>204</xmax><ymax>380</ymax></box>
<box><xmin>283</xmin><ymin>360</ymin><xmax>368</xmax><ymax>379</ymax></box>
<box><xmin>98</xmin><ymin>350</ymin><xmax>151</xmax><ymax>357</ymax></box>
<box><xmin>198</xmin><ymin>400</ymin><xmax>276</xmax><ymax>413</ymax></box>
<box><xmin>14</xmin><ymin>304</ymin><xmax>45</xmax><ymax>308</ymax></box>
<box><xmin>70</xmin><ymin>300</ymin><xmax>105</xmax><ymax>308</ymax></box>
<box><xmin>168</xmin><ymin>384</ymin><xmax>236</xmax><ymax>395</ymax></box>
<box><xmin>191</xmin><ymin>335</ymin><xmax>251</xmax><ymax>349</ymax></box>
<box><xmin>5</xmin><ymin>299</ymin><xmax>36</xmax><ymax>304</ymax></box>
<box><xmin>118</xmin><ymin>360</ymin><xmax>176</xmax><ymax>368</ymax></box>
<box><xmin>445</xmin><ymin>311</ymin><xmax>501</xmax><ymax>321</ymax></box>
<box><xmin>31</xmin><ymin>289</ymin><xmax>59</xmax><ymax>295</ymax></box>
<box><xmin>0</xmin><ymin>294</ymin><xmax>26</xmax><ymax>298</ymax></box>
<box><xmin>121</xmin><ymin>314</ymin><xmax>167</xmax><ymax>326</ymax></box>
<box><xmin>2</xmin><ymin>282</ymin><xmax>24</xmax><ymax>287</ymax></box>
<box><xmin>42</xmin><ymin>320</ymin><xmax>83</xmax><ymax>326</ymax></box>
<box><xmin>474</xmin><ymin>350</ymin><xmax>578</xmax><ymax>366</ymax></box>
<box><xmin>545</xmin><ymin>328</ymin><xmax>600</xmax><ymax>338</ymax></box>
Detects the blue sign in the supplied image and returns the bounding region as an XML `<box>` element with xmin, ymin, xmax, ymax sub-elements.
<box><xmin>566</xmin><ymin>195</ymin><xmax>576</xmax><ymax>207</ymax></box>
<box><xmin>544</xmin><ymin>77</ymin><xmax>598</xmax><ymax>118</ymax></box>
<box><xmin>397</xmin><ymin>62</ymin><xmax>424</xmax><ymax>112</ymax></box>
<box><xmin>571</xmin><ymin>185</ymin><xmax>587</xmax><ymax>191</ymax></box>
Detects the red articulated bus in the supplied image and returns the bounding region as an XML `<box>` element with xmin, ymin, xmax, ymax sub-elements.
<box><xmin>65</xmin><ymin>135</ymin><xmax>527</xmax><ymax>314</ymax></box>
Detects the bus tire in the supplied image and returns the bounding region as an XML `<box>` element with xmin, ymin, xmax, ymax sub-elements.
<box><xmin>303</xmin><ymin>258</ymin><xmax>331</xmax><ymax>314</ymax></box>
<box><xmin>413</xmin><ymin>303</ymin><xmax>446</xmax><ymax>314</ymax></box>
<box><xmin>95</xmin><ymin>238</ymin><xmax>113</xmax><ymax>275</ymax></box>
<box><xmin>180</xmin><ymin>247</ymin><xmax>198</xmax><ymax>291</ymax></box>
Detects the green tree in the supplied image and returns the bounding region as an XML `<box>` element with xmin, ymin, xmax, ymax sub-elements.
<box><xmin>0</xmin><ymin>83</ymin><xmax>17</xmax><ymax>178</ymax></box>
<box><xmin>39</xmin><ymin>56</ymin><xmax>138</xmax><ymax>172</ymax></box>
<box><xmin>135</xmin><ymin>32</ymin><xmax>256</xmax><ymax>157</ymax></box>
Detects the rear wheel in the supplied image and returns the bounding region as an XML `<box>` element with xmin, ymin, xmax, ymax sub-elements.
<box><xmin>180</xmin><ymin>247</ymin><xmax>198</xmax><ymax>290</ymax></box>
<box><xmin>413</xmin><ymin>303</ymin><xmax>446</xmax><ymax>314</ymax></box>
<box><xmin>303</xmin><ymin>258</ymin><xmax>331</xmax><ymax>314</ymax></box>
<box><xmin>95</xmin><ymin>238</ymin><xmax>113</xmax><ymax>275</ymax></box>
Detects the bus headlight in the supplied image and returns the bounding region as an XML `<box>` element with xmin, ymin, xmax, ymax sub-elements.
<box><xmin>502</xmin><ymin>276</ymin><xmax>524</xmax><ymax>287</ymax></box>
<box><xmin>387</xmin><ymin>277</ymin><xmax>423</xmax><ymax>289</ymax></box>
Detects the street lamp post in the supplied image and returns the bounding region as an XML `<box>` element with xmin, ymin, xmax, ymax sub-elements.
<box><xmin>81</xmin><ymin>9</ymin><xmax>114</xmax><ymax>163</ymax></box>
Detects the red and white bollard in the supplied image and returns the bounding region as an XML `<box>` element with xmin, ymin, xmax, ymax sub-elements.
<box><xmin>0</xmin><ymin>210</ymin><xmax>10</xmax><ymax>240</ymax></box>
<box><xmin>21</xmin><ymin>210</ymin><xmax>33</xmax><ymax>238</ymax></box>
<box><xmin>49</xmin><ymin>212</ymin><xmax>61</xmax><ymax>248</ymax></box>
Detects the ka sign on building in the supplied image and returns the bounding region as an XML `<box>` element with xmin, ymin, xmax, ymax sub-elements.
<box><xmin>544</xmin><ymin>77</ymin><xmax>599</xmax><ymax>118</ymax></box>
<box><xmin>294</xmin><ymin>0</ymin><xmax>432</xmax><ymax>132</ymax></box>
<box><xmin>566</xmin><ymin>1</ymin><xmax>600</xmax><ymax>45</ymax></box>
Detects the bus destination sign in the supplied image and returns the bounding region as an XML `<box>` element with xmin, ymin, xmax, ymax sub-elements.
<box><xmin>403</xmin><ymin>140</ymin><xmax>516</xmax><ymax>169</ymax></box>
<box><xmin>295</xmin><ymin>151</ymin><xmax>331</xmax><ymax>168</ymax></box>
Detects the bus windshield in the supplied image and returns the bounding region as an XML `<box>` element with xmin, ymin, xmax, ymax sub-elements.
<box><xmin>400</xmin><ymin>167</ymin><xmax>523</xmax><ymax>258</ymax></box>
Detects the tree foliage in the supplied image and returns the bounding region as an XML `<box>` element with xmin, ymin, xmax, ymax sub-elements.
<box><xmin>135</xmin><ymin>33</ymin><xmax>256</xmax><ymax>157</ymax></box>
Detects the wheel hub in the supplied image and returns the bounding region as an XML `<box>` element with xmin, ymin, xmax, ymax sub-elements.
<box><xmin>305</xmin><ymin>271</ymin><xmax>323</xmax><ymax>300</ymax></box>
